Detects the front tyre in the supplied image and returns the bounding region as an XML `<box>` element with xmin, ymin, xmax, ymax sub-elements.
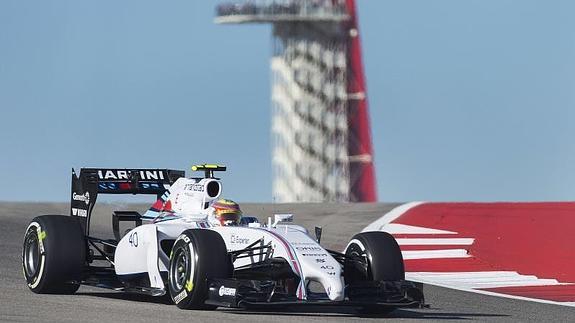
<box><xmin>344</xmin><ymin>231</ymin><xmax>405</xmax><ymax>314</ymax></box>
<box><xmin>345</xmin><ymin>231</ymin><xmax>405</xmax><ymax>282</ymax></box>
<box><xmin>22</xmin><ymin>215</ymin><xmax>86</xmax><ymax>294</ymax></box>
<box><xmin>168</xmin><ymin>229</ymin><xmax>231</xmax><ymax>310</ymax></box>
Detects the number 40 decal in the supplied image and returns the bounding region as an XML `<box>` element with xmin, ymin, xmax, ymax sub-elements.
<box><xmin>129</xmin><ymin>232</ymin><xmax>138</xmax><ymax>247</ymax></box>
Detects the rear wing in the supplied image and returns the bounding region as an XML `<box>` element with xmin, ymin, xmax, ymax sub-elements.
<box><xmin>71</xmin><ymin>168</ymin><xmax>185</xmax><ymax>234</ymax></box>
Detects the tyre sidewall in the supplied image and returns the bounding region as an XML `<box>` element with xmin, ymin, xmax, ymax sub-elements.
<box><xmin>23</xmin><ymin>221</ymin><xmax>47</xmax><ymax>290</ymax></box>
<box><xmin>168</xmin><ymin>229</ymin><xmax>231</xmax><ymax>310</ymax></box>
<box><xmin>168</xmin><ymin>232</ymin><xmax>198</xmax><ymax>308</ymax></box>
<box><xmin>22</xmin><ymin>215</ymin><xmax>86</xmax><ymax>294</ymax></box>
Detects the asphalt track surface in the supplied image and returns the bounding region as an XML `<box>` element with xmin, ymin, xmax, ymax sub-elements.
<box><xmin>1</xmin><ymin>202</ymin><xmax>572</xmax><ymax>322</ymax></box>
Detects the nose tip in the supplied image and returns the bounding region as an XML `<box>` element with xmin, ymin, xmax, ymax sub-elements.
<box><xmin>326</xmin><ymin>280</ymin><xmax>345</xmax><ymax>301</ymax></box>
<box><xmin>329</xmin><ymin>288</ymin><xmax>344</xmax><ymax>301</ymax></box>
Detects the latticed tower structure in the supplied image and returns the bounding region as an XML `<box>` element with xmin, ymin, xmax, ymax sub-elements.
<box><xmin>215</xmin><ymin>0</ymin><xmax>376</xmax><ymax>202</ymax></box>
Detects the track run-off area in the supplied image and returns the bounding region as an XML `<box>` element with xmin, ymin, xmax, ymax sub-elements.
<box><xmin>1</xmin><ymin>202</ymin><xmax>572</xmax><ymax>322</ymax></box>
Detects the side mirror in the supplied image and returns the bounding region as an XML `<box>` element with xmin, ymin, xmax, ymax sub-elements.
<box><xmin>315</xmin><ymin>226</ymin><xmax>322</xmax><ymax>244</ymax></box>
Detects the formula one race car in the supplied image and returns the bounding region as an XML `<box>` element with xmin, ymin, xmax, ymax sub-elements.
<box><xmin>22</xmin><ymin>165</ymin><xmax>423</xmax><ymax>313</ymax></box>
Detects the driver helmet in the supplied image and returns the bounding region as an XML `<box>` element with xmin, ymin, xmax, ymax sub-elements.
<box><xmin>208</xmin><ymin>198</ymin><xmax>242</xmax><ymax>226</ymax></box>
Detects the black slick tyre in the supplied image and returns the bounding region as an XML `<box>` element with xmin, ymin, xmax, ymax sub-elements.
<box><xmin>344</xmin><ymin>231</ymin><xmax>405</xmax><ymax>314</ymax></box>
<box><xmin>22</xmin><ymin>215</ymin><xmax>86</xmax><ymax>294</ymax></box>
<box><xmin>168</xmin><ymin>229</ymin><xmax>232</xmax><ymax>310</ymax></box>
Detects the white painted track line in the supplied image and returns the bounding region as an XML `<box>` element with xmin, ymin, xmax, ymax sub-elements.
<box><xmin>401</xmin><ymin>249</ymin><xmax>471</xmax><ymax>260</ymax></box>
<box><xmin>396</xmin><ymin>238</ymin><xmax>474</xmax><ymax>245</ymax></box>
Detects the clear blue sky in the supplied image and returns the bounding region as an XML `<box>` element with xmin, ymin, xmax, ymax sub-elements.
<box><xmin>1</xmin><ymin>0</ymin><xmax>574</xmax><ymax>203</ymax></box>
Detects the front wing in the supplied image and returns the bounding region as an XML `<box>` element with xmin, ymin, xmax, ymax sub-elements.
<box><xmin>205</xmin><ymin>278</ymin><xmax>424</xmax><ymax>309</ymax></box>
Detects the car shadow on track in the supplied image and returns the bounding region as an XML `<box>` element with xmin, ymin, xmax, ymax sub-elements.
<box><xmin>76</xmin><ymin>292</ymin><xmax>173</xmax><ymax>305</ymax></box>
<box><xmin>226</xmin><ymin>307</ymin><xmax>509</xmax><ymax>320</ymax></box>
<box><xmin>75</xmin><ymin>292</ymin><xmax>509</xmax><ymax>320</ymax></box>
<box><xmin>385</xmin><ymin>309</ymin><xmax>509</xmax><ymax>320</ymax></box>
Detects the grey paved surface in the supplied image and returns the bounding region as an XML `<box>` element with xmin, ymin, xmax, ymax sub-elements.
<box><xmin>1</xmin><ymin>202</ymin><xmax>572</xmax><ymax>322</ymax></box>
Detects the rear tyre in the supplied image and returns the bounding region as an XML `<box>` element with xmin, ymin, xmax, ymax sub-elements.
<box><xmin>344</xmin><ymin>231</ymin><xmax>405</xmax><ymax>314</ymax></box>
<box><xmin>168</xmin><ymin>229</ymin><xmax>232</xmax><ymax>310</ymax></box>
<box><xmin>22</xmin><ymin>215</ymin><xmax>86</xmax><ymax>294</ymax></box>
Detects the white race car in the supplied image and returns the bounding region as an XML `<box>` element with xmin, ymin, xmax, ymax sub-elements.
<box><xmin>22</xmin><ymin>165</ymin><xmax>423</xmax><ymax>313</ymax></box>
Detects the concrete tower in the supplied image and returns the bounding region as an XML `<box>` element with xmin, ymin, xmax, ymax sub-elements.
<box><xmin>215</xmin><ymin>0</ymin><xmax>376</xmax><ymax>202</ymax></box>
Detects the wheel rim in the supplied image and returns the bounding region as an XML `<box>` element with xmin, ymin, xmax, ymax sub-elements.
<box><xmin>24</xmin><ymin>230</ymin><xmax>41</xmax><ymax>279</ymax></box>
<box><xmin>346</xmin><ymin>243</ymin><xmax>370</xmax><ymax>281</ymax></box>
<box><xmin>170</xmin><ymin>248</ymin><xmax>189</xmax><ymax>291</ymax></box>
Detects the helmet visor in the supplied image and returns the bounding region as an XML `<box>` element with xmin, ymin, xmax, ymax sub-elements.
<box><xmin>216</xmin><ymin>211</ymin><xmax>241</xmax><ymax>224</ymax></box>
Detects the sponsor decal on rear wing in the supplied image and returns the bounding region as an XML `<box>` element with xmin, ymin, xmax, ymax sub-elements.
<box><xmin>70</xmin><ymin>168</ymin><xmax>185</xmax><ymax>235</ymax></box>
<box><xmin>87</xmin><ymin>168</ymin><xmax>184</xmax><ymax>194</ymax></box>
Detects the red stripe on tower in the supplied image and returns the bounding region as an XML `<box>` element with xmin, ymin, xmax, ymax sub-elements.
<box><xmin>346</xmin><ymin>0</ymin><xmax>377</xmax><ymax>202</ymax></box>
